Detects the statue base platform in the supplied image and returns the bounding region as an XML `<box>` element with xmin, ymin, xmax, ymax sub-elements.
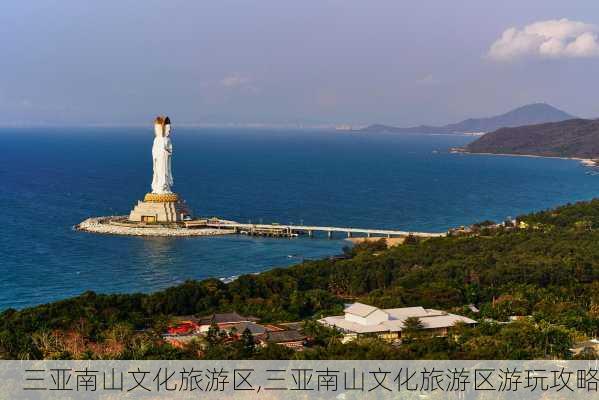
<box><xmin>129</xmin><ymin>193</ymin><xmax>191</xmax><ymax>223</ymax></box>
<box><xmin>75</xmin><ymin>216</ymin><xmax>235</xmax><ymax>237</ymax></box>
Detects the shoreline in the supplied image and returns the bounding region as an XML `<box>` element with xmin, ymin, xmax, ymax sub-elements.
<box><xmin>452</xmin><ymin>149</ymin><xmax>598</xmax><ymax>167</ymax></box>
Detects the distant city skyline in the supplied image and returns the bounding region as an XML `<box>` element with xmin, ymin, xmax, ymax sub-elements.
<box><xmin>2</xmin><ymin>1</ymin><xmax>599</xmax><ymax>127</ymax></box>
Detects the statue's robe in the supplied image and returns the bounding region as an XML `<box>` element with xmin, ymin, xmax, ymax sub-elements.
<box><xmin>151</xmin><ymin>136</ymin><xmax>173</xmax><ymax>194</ymax></box>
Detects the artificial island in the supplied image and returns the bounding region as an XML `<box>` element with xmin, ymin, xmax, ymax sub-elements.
<box><xmin>76</xmin><ymin>117</ymin><xmax>444</xmax><ymax>239</ymax></box>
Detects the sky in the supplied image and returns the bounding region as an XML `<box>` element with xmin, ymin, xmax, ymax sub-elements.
<box><xmin>2</xmin><ymin>0</ymin><xmax>599</xmax><ymax>127</ymax></box>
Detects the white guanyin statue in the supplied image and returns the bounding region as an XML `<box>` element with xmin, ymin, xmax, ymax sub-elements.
<box><xmin>151</xmin><ymin>116</ymin><xmax>174</xmax><ymax>194</ymax></box>
<box><xmin>128</xmin><ymin>115</ymin><xmax>191</xmax><ymax>222</ymax></box>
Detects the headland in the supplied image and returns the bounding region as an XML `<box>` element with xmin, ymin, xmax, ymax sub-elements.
<box><xmin>463</xmin><ymin>118</ymin><xmax>599</xmax><ymax>164</ymax></box>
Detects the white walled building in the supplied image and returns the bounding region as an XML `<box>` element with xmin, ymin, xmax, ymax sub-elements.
<box><xmin>319</xmin><ymin>302</ymin><xmax>476</xmax><ymax>343</ymax></box>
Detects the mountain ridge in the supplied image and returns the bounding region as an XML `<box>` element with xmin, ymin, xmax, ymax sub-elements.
<box><xmin>361</xmin><ymin>103</ymin><xmax>575</xmax><ymax>134</ymax></box>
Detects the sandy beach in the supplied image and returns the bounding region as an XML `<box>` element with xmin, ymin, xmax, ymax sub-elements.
<box><xmin>347</xmin><ymin>236</ymin><xmax>406</xmax><ymax>248</ymax></box>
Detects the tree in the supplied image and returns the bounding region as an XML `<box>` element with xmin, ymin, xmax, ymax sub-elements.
<box><xmin>254</xmin><ymin>343</ymin><xmax>294</xmax><ymax>360</ymax></box>
<box><xmin>404</xmin><ymin>235</ymin><xmax>419</xmax><ymax>245</ymax></box>
<box><xmin>404</xmin><ymin>317</ymin><xmax>424</xmax><ymax>331</ymax></box>
<box><xmin>241</xmin><ymin>328</ymin><xmax>255</xmax><ymax>357</ymax></box>
<box><xmin>402</xmin><ymin>317</ymin><xmax>424</xmax><ymax>342</ymax></box>
<box><xmin>206</xmin><ymin>324</ymin><xmax>220</xmax><ymax>345</ymax></box>
<box><xmin>302</xmin><ymin>320</ymin><xmax>341</xmax><ymax>346</ymax></box>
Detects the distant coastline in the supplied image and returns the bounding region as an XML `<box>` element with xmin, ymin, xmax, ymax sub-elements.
<box><xmin>359</xmin><ymin>103</ymin><xmax>574</xmax><ymax>135</ymax></box>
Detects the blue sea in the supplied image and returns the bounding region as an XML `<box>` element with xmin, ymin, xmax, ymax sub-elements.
<box><xmin>1</xmin><ymin>128</ymin><xmax>598</xmax><ymax>310</ymax></box>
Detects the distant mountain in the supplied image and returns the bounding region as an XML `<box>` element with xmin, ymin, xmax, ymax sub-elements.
<box><xmin>465</xmin><ymin>118</ymin><xmax>599</xmax><ymax>159</ymax></box>
<box><xmin>361</xmin><ymin>103</ymin><xmax>575</xmax><ymax>134</ymax></box>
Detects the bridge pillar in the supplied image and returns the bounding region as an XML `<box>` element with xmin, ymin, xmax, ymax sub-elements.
<box><xmin>367</xmin><ymin>232</ymin><xmax>372</xmax><ymax>238</ymax></box>
<box><xmin>347</xmin><ymin>232</ymin><xmax>352</xmax><ymax>238</ymax></box>
<box><xmin>308</xmin><ymin>230</ymin><xmax>313</xmax><ymax>238</ymax></box>
<box><xmin>327</xmin><ymin>231</ymin><xmax>332</xmax><ymax>239</ymax></box>
<box><xmin>387</xmin><ymin>233</ymin><xmax>391</xmax><ymax>238</ymax></box>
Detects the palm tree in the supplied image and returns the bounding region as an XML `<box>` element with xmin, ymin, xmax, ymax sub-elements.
<box><xmin>402</xmin><ymin>317</ymin><xmax>424</xmax><ymax>342</ymax></box>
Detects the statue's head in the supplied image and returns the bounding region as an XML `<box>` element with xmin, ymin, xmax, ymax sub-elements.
<box><xmin>153</xmin><ymin>116</ymin><xmax>172</xmax><ymax>137</ymax></box>
<box><xmin>164</xmin><ymin>116</ymin><xmax>171</xmax><ymax>137</ymax></box>
<box><xmin>154</xmin><ymin>116</ymin><xmax>165</xmax><ymax>137</ymax></box>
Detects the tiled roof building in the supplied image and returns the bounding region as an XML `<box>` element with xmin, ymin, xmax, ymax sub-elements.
<box><xmin>319</xmin><ymin>302</ymin><xmax>476</xmax><ymax>343</ymax></box>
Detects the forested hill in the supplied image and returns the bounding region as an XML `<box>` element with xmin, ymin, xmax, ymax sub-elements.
<box><xmin>466</xmin><ymin>118</ymin><xmax>599</xmax><ymax>159</ymax></box>
<box><xmin>361</xmin><ymin>103</ymin><xmax>574</xmax><ymax>134</ymax></box>
<box><xmin>1</xmin><ymin>199</ymin><xmax>599</xmax><ymax>360</ymax></box>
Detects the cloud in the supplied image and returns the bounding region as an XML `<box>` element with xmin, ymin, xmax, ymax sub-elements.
<box><xmin>488</xmin><ymin>19</ymin><xmax>599</xmax><ymax>61</ymax></box>
<box><xmin>220</xmin><ymin>74</ymin><xmax>252</xmax><ymax>88</ymax></box>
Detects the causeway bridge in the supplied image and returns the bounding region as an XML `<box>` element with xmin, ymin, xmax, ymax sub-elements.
<box><xmin>195</xmin><ymin>220</ymin><xmax>446</xmax><ymax>239</ymax></box>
